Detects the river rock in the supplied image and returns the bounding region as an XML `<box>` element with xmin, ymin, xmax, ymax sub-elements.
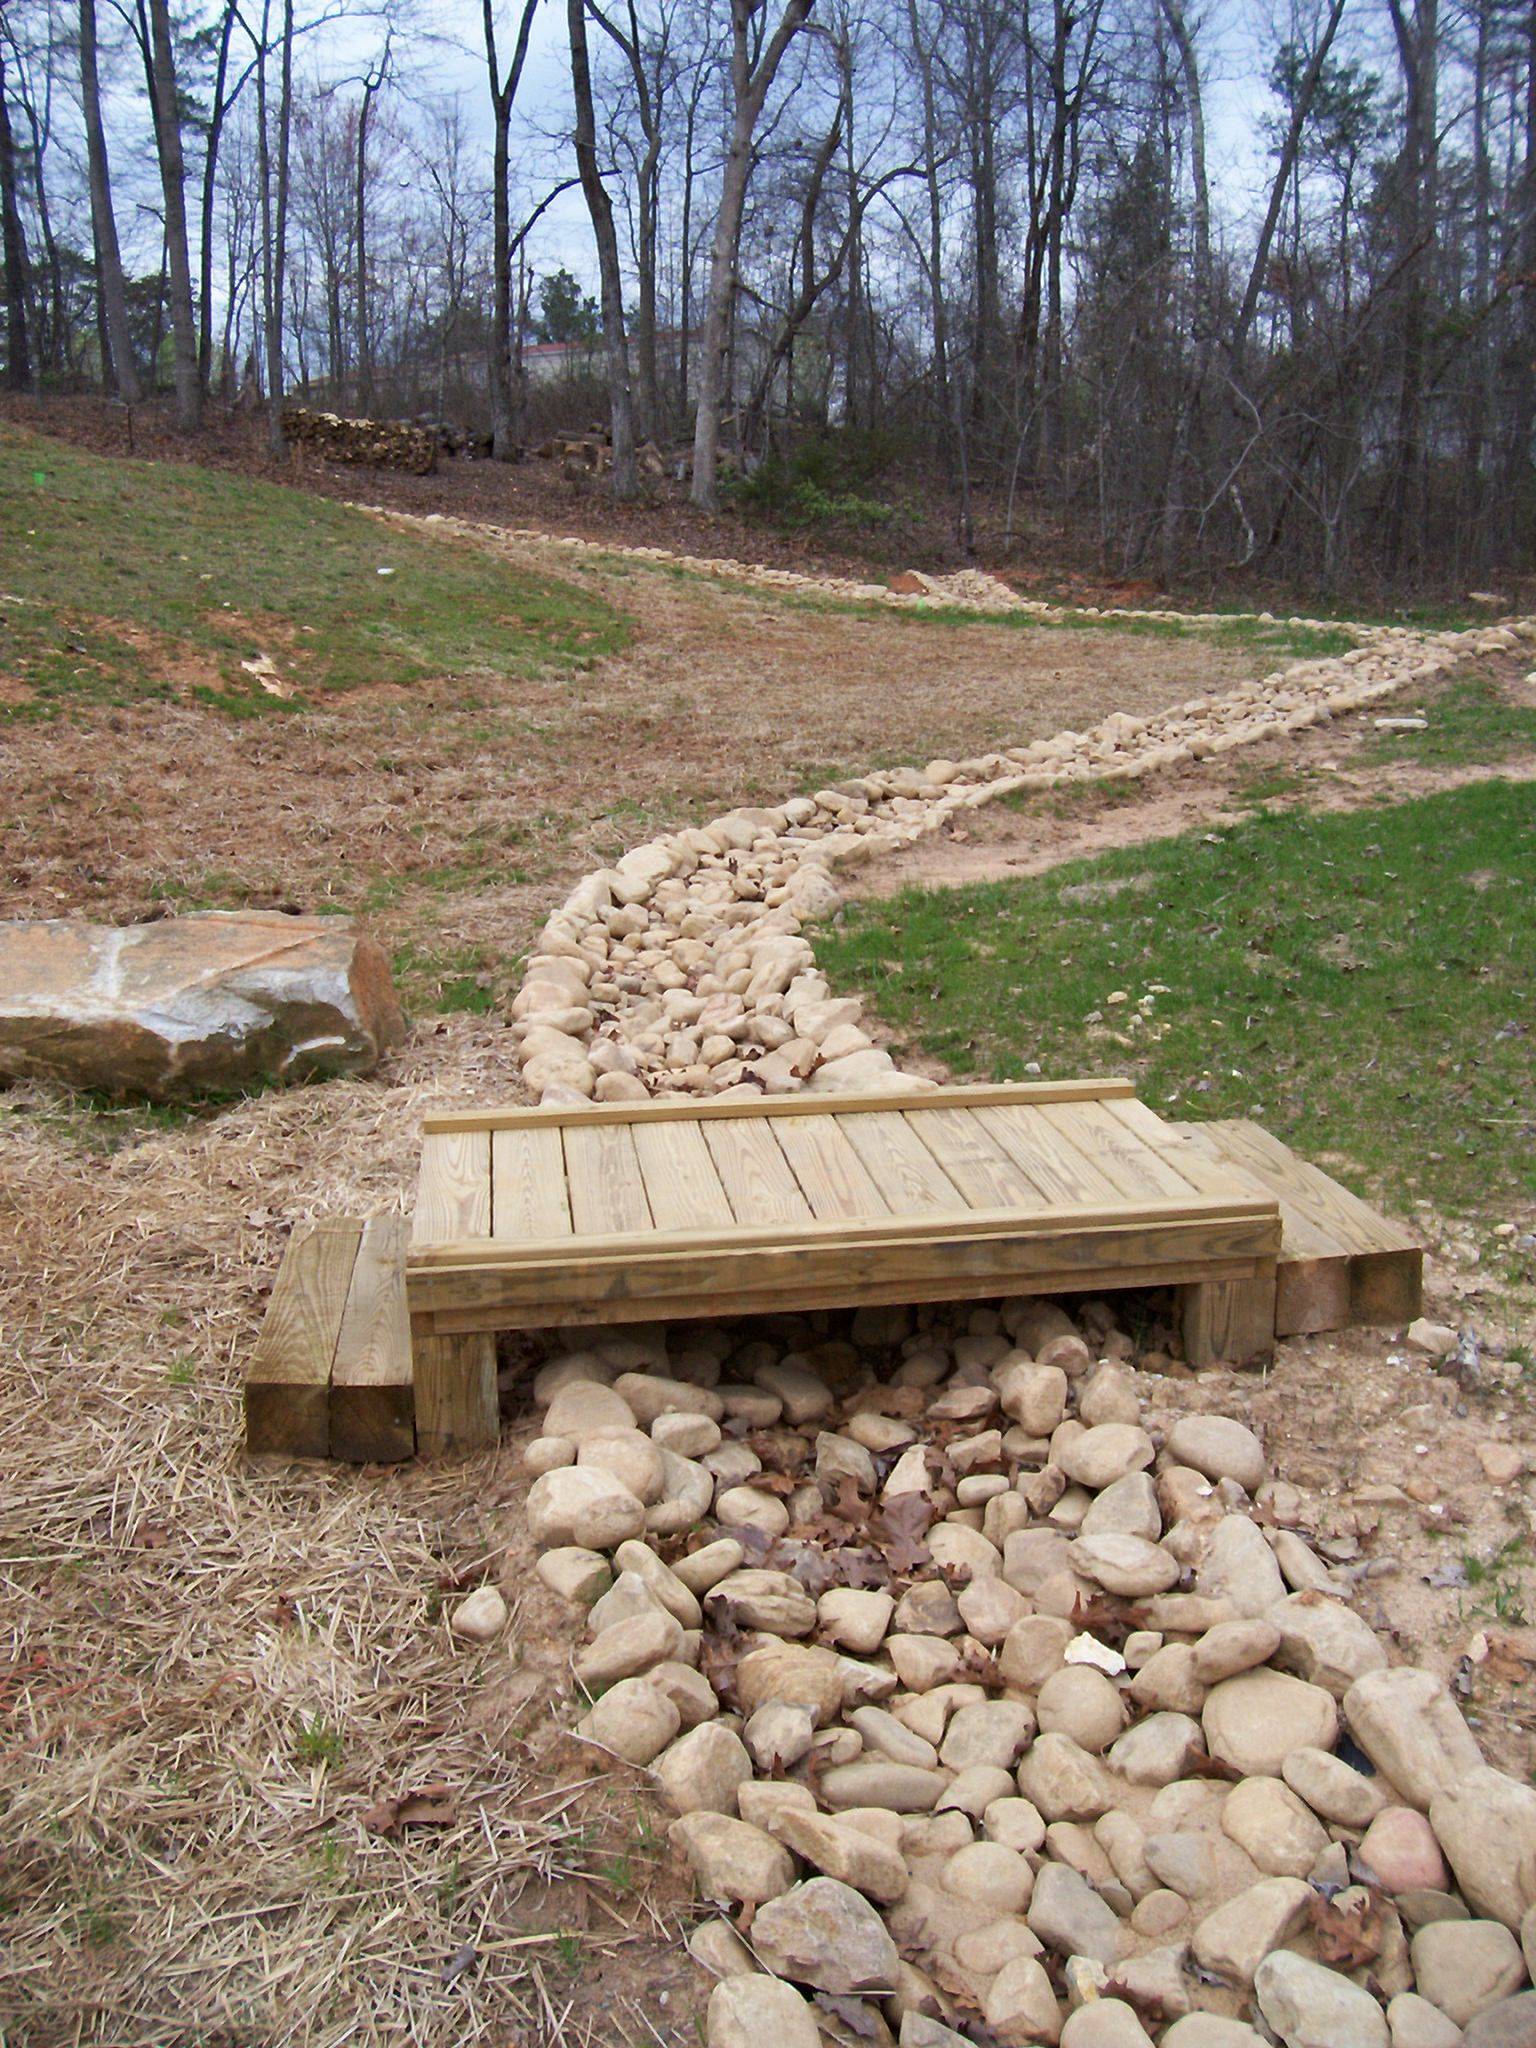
<box><xmin>1072</xmin><ymin>1532</ymin><xmax>1181</xmax><ymax>1597</ymax></box>
<box><xmin>941</xmin><ymin>1700</ymin><xmax>1036</xmax><ymax>1771</ymax></box>
<box><xmin>670</xmin><ymin>1812</ymin><xmax>796</xmax><ymax>1905</ymax></box>
<box><xmin>1411</xmin><ymin>1921</ymin><xmax>1529</xmax><ymax>2026</ymax></box>
<box><xmin>1203</xmin><ymin>1668</ymin><xmax>1338</xmax><ymax>1776</ymax></box>
<box><xmin>1109</xmin><ymin>1712</ymin><xmax>1206</xmax><ymax>1787</ymax></box>
<box><xmin>1222</xmin><ymin>1775</ymin><xmax>1330</xmax><ymax>1877</ymax></box>
<box><xmin>1162</xmin><ymin>2021</ymin><xmax>1269</xmax><ymax>2047</ymax></box>
<box><xmin>1192</xmin><ymin>1876</ymin><xmax>1313</xmax><ymax>1984</ymax></box>
<box><xmin>1036</xmin><ymin>1666</ymin><xmax>1128</xmax><ymax>1754</ymax></box>
<box><xmin>1195</xmin><ymin>1514</ymin><xmax>1288</xmax><ymax>1617</ymax></box>
<box><xmin>653</xmin><ymin>1722</ymin><xmax>753</xmax><ymax>1816</ymax></box>
<box><xmin>1430</xmin><ymin>1769</ymin><xmax>1536</xmax><ymax>1928</ymax></box>
<box><xmin>527</xmin><ymin>1466</ymin><xmax>648</xmax><ymax>1550</ymax></box>
<box><xmin>1344</xmin><ymin>1669</ymin><xmax>1484</xmax><ymax>1808</ymax></box>
<box><xmin>1254</xmin><ymin>1949</ymin><xmax>1390</xmax><ymax>2047</ymax></box>
<box><xmin>1060</xmin><ymin>2002</ymin><xmax>1156</xmax><ymax>2046</ymax></box>
<box><xmin>574</xmin><ymin>1607</ymin><xmax>683</xmax><ymax>1687</ymax></box>
<box><xmin>1282</xmin><ymin>1745</ymin><xmax>1390</xmax><ymax>1827</ymax></box>
<box><xmin>0</xmin><ymin>910</ymin><xmax>405</xmax><ymax>1097</ymax></box>
<box><xmin>771</xmin><ymin>1807</ymin><xmax>910</xmax><ymax>1903</ymax></box>
<box><xmin>1269</xmin><ymin>1590</ymin><xmax>1389</xmax><ymax>1696</ymax></box>
<box><xmin>820</xmin><ymin>1761</ymin><xmax>950</xmax><ymax>1812</ymax></box>
<box><xmin>983</xmin><ymin>1954</ymin><xmax>1063</xmax><ymax>2045</ymax></box>
<box><xmin>1360</xmin><ymin>1808</ymin><xmax>1452</xmax><ymax>1893</ymax></box>
<box><xmin>735</xmin><ymin>1640</ymin><xmax>845</xmax><ymax>1722</ymax></box>
<box><xmin>752</xmin><ymin>1876</ymin><xmax>901</xmax><ymax>1993</ymax></box>
<box><xmin>1017</xmin><ymin>1732</ymin><xmax>1116</xmax><ymax>1820</ymax></box>
<box><xmin>577</xmin><ymin>1676</ymin><xmax>680</xmax><ymax>1764</ymax></box>
<box><xmin>1167</xmin><ymin>1415</ymin><xmax>1267</xmax><ymax>1493</ymax></box>
<box><xmin>1027</xmin><ymin>1860</ymin><xmax>1124</xmax><ymax>1967</ymax></box>
<box><xmin>1385</xmin><ymin>1992</ymin><xmax>1466</xmax><ymax>2047</ymax></box>
<box><xmin>707</xmin><ymin>1975</ymin><xmax>821</xmax><ymax>2048</ymax></box>
<box><xmin>1463</xmin><ymin>1993</ymin><xmax>1536</xmax><ymax>2044</ymax></box>
<box><xmin>1056</xmin><ymin>1424</ymin><xmax>1156</xmax><ymax>1490</ymax></box>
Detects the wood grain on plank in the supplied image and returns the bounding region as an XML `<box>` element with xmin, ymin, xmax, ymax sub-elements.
<box><xmin>422</xmin><ymin>1076</ymin><xmax>1138</xmax><ymax>1133</ymax></box>
<box><xmin>771</xmin><ymin>1113</ymin><xmax>891</xmax><ymax>1221</ymax></box>
<box><xmin>414</xmin><ymin>1330</ymin><xmax>498</xmax><ymax>1454</ymax></box>
<box><xmin>491</xmin><ymin>1125</ymin><xmax>571</xmax><ymax>1241</ymax></box>
<box><xmin>633</xmin><ymin>1120</ymin><xmax>736</xmax><ymax>1232</ymax></box>
<box><xmin>330</xmin><ymin>1215</ymin><xmax>414</xmax><ymax>1463</ymax></box>
<box><xmin>839</xmin><ymin>1109</ymin><xmax>967</xmax><ymax>1213</ymax></box>
<box><xmin>1041</xmin><ymin>1100</ymin><xmax>1201</xmax><ymax>1201</ymax></box>
<box><xmin>411</xmin><ymin>1130</ymin><xmax>491</xmax><ymax>1249</ymax></box>
<box><xmin>564</xmin><ymin>1122</ymin><xmax>653</xmax><ymax>1236</ymax></box>
<box><xmin>245</xmin><ymin>1219</ymin><xmax>362</xmax><ymax>1457</ymax></box>
<box><xmin>906</xmin><ymin>1105</ymin><xmax>1051</xmax><ymax>1210</ymax></box>
<box><xmin>975</xmin><ymin>1102</ymin><xmax>1125</xmax><ymax>1206</ymax></box>
<box><xmin>704</xmin><ymin>1117</ymin><xmax>814</xmax><ymax>1224</ymax></box>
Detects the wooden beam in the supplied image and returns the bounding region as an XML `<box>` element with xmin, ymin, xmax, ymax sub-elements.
<box><xmin>420</xmin><ymin>1077</ymin><xmax>1138</xmax><ymax>1134</ymax></box>
<box><xmin>413</xmin><ymin>1329</ymin><xmax>498</xmax><ymax>1456</ymax></box>
<box><xmin>1180</xmin><ymin>1261</ymin><xmax>1278</xmax><ymax>1370</ymax></box>
<box><xmin>329</xmin><ymin>1215</ymin><xmax>415</xmax><ymax>1463</ymax></box>
<box><xmin>244</xmin><ymin>1220</ymin><xmax>362</xmax><ymax>1458</ymax></box>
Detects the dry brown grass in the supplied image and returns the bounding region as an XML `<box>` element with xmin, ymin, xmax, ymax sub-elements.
<box><xmin>0</xmin><ymin>517</ymin><xmax>1338</xmax><ymax>2044</ymax></box>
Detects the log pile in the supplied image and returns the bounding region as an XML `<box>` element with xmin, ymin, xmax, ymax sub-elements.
<box><xmin>281</xmin><ymin>407</ymin><xmax>438</xmax><ymax>474</ymax></box>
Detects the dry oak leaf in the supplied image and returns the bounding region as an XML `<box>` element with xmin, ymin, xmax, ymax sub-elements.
<box><xmin>1310</xmin><ymin>1887</ymin><xmax>1385</xmax><ymax>1971</ymax></box>
<box><xmin>360</xmin><ymin>1783</ymin><xmax>457</xmax><ymax>1835</ymax></box>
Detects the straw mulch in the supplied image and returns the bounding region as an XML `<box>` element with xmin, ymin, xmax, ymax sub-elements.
<box><xmin>0</xmin><ymin>1023</ymin><xmax>699</xmax><ymax>2046</ymax></box>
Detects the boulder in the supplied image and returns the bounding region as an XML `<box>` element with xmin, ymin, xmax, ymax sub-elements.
<box><xmin>1202</xmin><ymin>1668</ymin><xmax>1338</xmax><ymax>1777</ymax></box>
<box><xmin>1345</xmin><ymin>1669</ymin><xmax>1485</xmax><ymax>1808</ymax></box>
<box><xmin>1411</xmin><ymin>1920</ymin><xmax>1528</xmax><ymax>2027</ymax></box>
<box><xmin>0</xmin><ymin>911</ymin><xmax>404</xmax><ymax>1098</ymax></box>
<box><xmin>1430</xmin><ymin>1769</ymin><xmax>1536</xmax><ymax>1928</ymax></box>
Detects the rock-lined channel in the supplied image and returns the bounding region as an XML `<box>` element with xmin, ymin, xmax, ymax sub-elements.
<box><xmin>504</xmin><ymin>1301</ymin><xmax>1536</xmax><ymax>2046</ymax></box>
<box><xmin>451</xmin><ymin>574</ymin><xmax>1536</xmax><ymax>2043</ymax></box>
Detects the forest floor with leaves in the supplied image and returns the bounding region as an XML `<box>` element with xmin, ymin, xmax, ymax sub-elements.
<box><xmin>2</xmin><ymin>413</ymin><xmax>1534</xmax><ymax>2046</ymax></box>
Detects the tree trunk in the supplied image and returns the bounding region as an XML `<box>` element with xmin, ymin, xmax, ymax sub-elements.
<box><xmin>690</xmin><ymin>0</ymin><xmax>814</xmax><ymax>511</ymax></box>
<box><xmin>146</xmin><ymin>0</ymin><xmax>200</xmax><ymax>429</ymax></box>
<box><xmin>198</xmin><ymin>3</ymin><xmax>239</xmax><ymax>390</ymax></box>
<box><xmin>568</xmin><ymin>0</ymin><xmax>636</xmax><ymax>495</ymax></box>
<box><xmin>79</xmin><ymin>0</ymin><xmax>138</xmax><ymax>401</ymax></box>
<box><xmin>0</xmin><ymin>41</ymin><xmax>31</xmax><ymax>390</ymax></box>
<box><xmin>483</xmin><ymin>0</ymin><xmax>540</xmax><ymax>462</ymax></box>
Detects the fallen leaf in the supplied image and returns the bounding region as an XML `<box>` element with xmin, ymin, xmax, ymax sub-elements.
<box><xmin>130</xmin><ymin>1519</ymin><xmax>170</xmax><ymax>1550</ymax></box>
<box><xmin>360</xmin><ymin>1783</ymin><xmax>456</xmax><ymax>1834</ymax></box>
<box><xmin>1310</xmin><ymin>1887</ymin><xmax>1383</xmax><ymax>1970</ymax></box>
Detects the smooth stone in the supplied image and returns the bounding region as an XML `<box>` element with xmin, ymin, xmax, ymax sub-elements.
<box><xmin>1254</xmin><ymin>1949</ymin><xmax>1390</xmax><ymax>2047</ymax></box>
<box><xmin>578</xmin><ymin>1427</ymin><xmax>666</xmax><ymax>1504</ymax></box>
<box><xmin>1411</xmin><ymin>1921</ymin><xmax>1528</xmax><ymax>2026</ymax></box>
<box><xmin>957</xmin><ymin>1576</ymin><xmax>1030</xmax><ymax>1645</ymax></box>
<box><xmin>1144</xmin><ymin>1832</ymin><xmax>1217</xmax><ymax>1899</ymax></box>
<box><xmin>527</xmin><ymin>1466</ymin><xmax>648</xmax><ymax>1549</ymax></box>
<box><xmin>1386</xmin><ymin>1992</ymin><xmax>1466</xmax><ymax>2047</ymax></box>
<box><xmin>1000</xmin><ymin>1614</ymin><xmax>1077</xmax><ymax>1691</ymax></box>
<box><xmin>1268</xmin><ymin>1589</ymin><xmax>1389</xmax><ymax>1696</ymax></box>
<box><xmin>707</xmin><ymin>1975</ymin><xmax>821</xmax><ymax>2048</ymax></box>
<box><xmin>1195</xmin><ymin>1514</ymin><xmax>1288</xmax><ymax>1617</ymax></box>
<box><xmin>983</xmin><ymin>1796</ymin><xmax>1048</xmax><ymax>1855</ymax></box>
<box><xmin>848</xmin><ymin>1705</ymin><xmax>940</xmax><ymax>1770</ymax></box>
<box><xmin>1071</xmin><ymin>1532</ymin><xmax>1180</xmax><ymax>1597</ymax></box>
<box><xmin>1059</xmin><ymin>2001</ymin><xmax>1155</xmax><ymax>2046</ymax></box>
<box><xmin>653</xmin><ymin>1722</ymin><xmax>753</xmax><ymax>1816</ymax></box>
<box><xmin>524</xmin><ymin>1435</ymin><xmax>575</xmax><ymax>1475</ymax></box>
<box><xmin>1080</xmin><ymin>1470</ymin><xmax>1162</xmax><ymax>1542</ymax></box>
<box><xmin>735</xmin><ymin>1641</ymin><xmax>845</xmax><ymax>1724</ymax></box>
<box><xmin>543</xmin><ymin>1380</ymin><xmax>638</xmax><ymax>1444</ymax></box>
<box><xmin>940</xmin><ymin>1700</ymin><xmax>1036</xmax><ymax>1772</ymax></box>
<box><xmin>1055</xmin><ymin>1424</ymin><xmax>1155</xmax><ymax>1490</ymax></box>
<box><xmin>577</xmin><ymin>1676</ymin><xmax>680</xmax><ymax>1765</ymax></box>
<box><xmin>1167</xmin><ymin>1415</ymin><xmax>1267</xmax><ymax>1492</ymax></box>
<box><xmin>1202</xmin><ymin>1668</ymin><xmax>1338</xmax><ymax>1777</ymax></box>
<box><xmin>1344</xmin><ymin>1668</ymin><xmax>1484</xmax><ymax>1809</ymax></box>
<box><xmin>705</xmin><ymin>1568</ymin><xmax>817</xmax><ymax>1636</ymax></box>
<box><xmin>1162</xmin><ymin>2021</ymin><xmax>1268</xmax><ymax>2047</ymax></box>
<box><xmin>688</xmin><ymin>1916</ymin><xmax>759</xmax><ymax>1981</ymax></box>
<box><xmin>1192</xmin><ymin>1876</ymin><xmax>1313</xmax><ymax>1985</ymax></box>
<box><xmin>1036</xmin><ymin>1666</ymin><xmax>1128</xmax><ymax>1754</ymax></box>
<box><xmin>574</xmin><ymin>1607</ymin><xmax>683</xmax><ymax>1688</ymax></box>
<box><xmin>715</xmin><ymin>1484</ymin><xmax>790</xmax><ymax>1537</ymax></box>
<box><xmin>1222</xmin><ymin>1776</ymin><xmax>1330</xmax><ymax>1878</ymax></box>
<box><xmin>672</xmin><ymin>1538</ymin><xmax>745</xmax><ymax>1594</ymax></box>
<box><xmin>1360</xmin><ymin>1807</ymin><xmax>1452</xmax><ymax>1893</ymax></box>
<box><xmin>537</xmin><ymin>1546</ymin><xmax>612</xmax><ymax>1605</ymax></box>
<box><xmin>1109</xmin><ymin>1712</ymin><xmax>1206</xmax><ymax>1787</ymax></box>
<box><xmin>670</xmin><ymin>1812</ymin><xmax>796</xmax><ymax>1905</ymax></box>
<box><xmin>1027</xmin><ymin>1860</ymin><xmax>1124</xmax><ymax>1967</ymax></box>
<box><xmin>1282</xmin><ymin>1745</ymin><xmax>1390</xmax><ymax>1827</ymax></box>
<box><xmin>1017</xmin><ymin>1733</ymin><xmax>1116</xmax><ymax>1821</ymax></box>
<box><xmin>820</xmin><ymin>1762</ymin><xmax>951</xmax><ymax>1813</ymax></box>
<box><xmin>984</xmin><ymin>1955</ymin><xmax>1064</xmax><ymax>2046</ymax></box>
<box><xmin>1431</xmin><ymin>1768</ymin><xmax>1536</xmax><ymax>1928</ymax></box>
<box><xmin>942</xmin><ymin>1840</ymin><xmax>1034</xmax><ymax>1915</ymax></box>
<box><xmin>751</xmin><ymin>1876</ymin><xmax>901</xmax><ymax>1994</ymax></box>
<box><xmin>611</xmin><ymin>1540</ymin><xmax>702</xmax><ymax>1626</ymax></box>
<box><xmin>738</xmin><ymin>1780</ymin><xmax>817</xmax><ymax>1831</ymax></box>
<box><xmin>1192</xmin><ymin>1619</ymin><xmax>1282</xmax><ymax>1685</ymax></box>
<box><xmin>770</xmin><ymin>1807</ymin><xmax>910</xmax><ymax>1904</ymax></box>
<box><xmin>653</xmin><ymin>1411</ymin><xmax>723</xmax><ymax>1457</ymax></box>
<box><xmin>819</xmin><ymin>1587</ymin><xmax>896</xmax><ymax>1653</ymax></box>
<box><xmin>649</xmin><ymin>1661</ymin><xmax>719</xmax><ymax>1728</ymax></box>
<box><xmin>936</xmin><ymin>1764</ymin><xmax>1015</xmax><ymax>1817</ymax></box>
<box><xmin>449</xmin><ymin>1585</ymin><xmax>508</xmax><ymax>1642</ymax></box>
<box><xmin>1463</xmin><ymin>1993</ymin><xmax>1536</xmax><ymax>2045</ymax></box>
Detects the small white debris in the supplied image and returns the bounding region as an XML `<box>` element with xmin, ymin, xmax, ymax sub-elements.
<box><xmin>1373</xmin><ymin>715</ymin><xmax>1427</xmax><ymax>731</ymax></box>
<box><xmin>377</xmin><ymin>565</ymin><xmax>396</xmax><ymax>577</ymax></box>
<box><xmin>1065</xmin><ymin>1632</ymin><xmax>1127</xmax><ymax>1676</ymax></box>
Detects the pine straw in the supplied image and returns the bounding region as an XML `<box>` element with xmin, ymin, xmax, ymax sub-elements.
<box><xmin>0</xmin><ymin>1027</ymin><xmax>699</xmax><ymax>2045</ymax></box>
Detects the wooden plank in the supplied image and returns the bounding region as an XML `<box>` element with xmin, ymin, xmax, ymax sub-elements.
<box><xmin>422</xmin><ymin>1077</ymin><xmax>1138</xmax><ymax>1134</ymax></box>
<box><xmin>411</xmin><ymin>1130</ymin><xmax>490</xmax><ymax>1250</ymax></box>
<box><xmin>974</xmin><ymin>1102</ymin><xmax>1126</xmax><ymax>1206</ymax></box>
<box><xmin>245</xmin><ymin>1219</ymin><xmax>361</xmax><ymax>1458</ymax></box>
<box><xmin>406</xmin><ymin>1209</ymin><xmax>1280</xmax><ymax>1322</ymax></box>
<box><xmin>1181</xmin><ymin>1262</ymin><xmax>1278</xmax><ymax>1369</ymax></box>
<box><xmin>633</xmin><ymin>1121</ymin><xmax>735</xmax><ymax>1232</ymax></box>
<box><xmin>905</xmin><ymin>1106</ymin><xmax>1052</xmax><ymax>1211</ymax></box>
<box><xmin>1042</xmin><ymin>1100</ymin><xmax>1204</xmax><ymax>1202</ymax></box>
<box><xmin>564</xmin><ymin>1123</ymin><xmax>653</xmax><ymax>1235</ymax></box>
<box><xmin>408</xmin><ymin>1191</ymin><xmax>1277</xmax><ymax>1270</ymax></box>
<box><xmin>426</xmin><ymin>1254</ymin><xmax>1269</xmax><ymax>1333</ymax></box>
<box><xmin>1109</xmin><ymin>1099</ymin><xmax>1288</xmax><ymax>1209</ymax></box>
<box><xmin>840</xmin><ymin>1109</ymin><xmax>968</xmax><ymax>1213</ymax></box>
<box><xmin>770</xmin><ymin>1114</ymin><xmax>891</xmax><ymax>1221</ymax></box>
<box><xmin>491</xmin><ymin>1125</ymin><xmax>571</xmax><ymax>1241</ymax></box>
<box><xmin>704</xmin><ymin>1117</ymin><xmax>814</xmax><ymax>1224</ymax></box>
<box><xmin>414</xmin><ymin>1329</ymin><xmax>498</xmax><ymax>1455</ymax></box>
<box><xmin>329</xmin><ymin>1215</ymin><xmax>415</xmax><ymax>1463</ymax></box>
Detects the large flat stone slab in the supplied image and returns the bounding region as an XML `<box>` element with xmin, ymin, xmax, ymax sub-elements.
<box><xmin>0</xmin><ymin>910</ymin><xmax>405</xmax><ymax>1099</ymax></box>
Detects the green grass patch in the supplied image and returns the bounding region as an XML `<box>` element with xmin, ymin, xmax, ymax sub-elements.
<box><xmin>0</xmin><ymin>424</ymin><xmax>628</xmax><ymax>717</ymax></box>
<box><xmin>820</xmin><ymin>780</ymin><xmax>1536</xmax><ymax>1239</ymax></box>
<box><xmin>1358</xmin><ymin>673</ymin><xmax>1536</xmax><ymax>770</ymax></box>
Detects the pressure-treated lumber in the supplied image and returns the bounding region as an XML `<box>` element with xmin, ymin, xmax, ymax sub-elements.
<box><xmin>329</xmin><ymin>1214</ymin><xmax>415</xmax><ymax>1462</ymax></box>
<box><xmin>245</xmin><ymin>1219</ymin><xmax>362</xmax><ymax>1457</ymax></box>
<box><xmin>413</xmin><ymin>1328</ymin><xmax>498</xmax><ymax>1455</ymax></box>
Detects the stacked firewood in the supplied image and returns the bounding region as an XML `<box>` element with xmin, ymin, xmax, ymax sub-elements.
<box><xmin>281</xmin><ymin>407</ymin><xmax>438</xmax><ymax>474</ymax></box>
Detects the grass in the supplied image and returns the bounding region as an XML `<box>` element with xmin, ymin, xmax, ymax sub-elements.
<box><xmin>1358</xmin><ymin>672</ymin><xmax>1536</xmax><ymax>770</ymax></box>
<box><xmin>0</xmin><ymin>423</ymin><xmax>628</xmax><ymax>716</ymax></box>
<box><xmin>820</xmin><ymin>779</ymin><xmax>1536</xmax><ymax>1241</ymax></box>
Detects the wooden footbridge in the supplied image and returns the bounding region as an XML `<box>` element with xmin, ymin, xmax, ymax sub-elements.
<box><xmin>244</xmin><ymin>1079</ymin><xmax>1422</xmax><ymax>1461</ymax></box>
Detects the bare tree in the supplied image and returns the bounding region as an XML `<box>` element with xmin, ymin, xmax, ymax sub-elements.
<box><xmin>482</xmin><ymin>0</ymin><xmax>539</xmax><ymax>459</ymax></box>
<box><xmin>141</xmin><ymin>0</ymin><xmax>201</xmax><ymax>428</ymax></box>
<box><xmin>78</xmin><ymin>0</ymin><xmax>138</xmax><ymax>400</ymax></box>
<box><xmin>568</xmin><ymin>0</ymin><xmax>637</xmax><ymax>491</ymax></box>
